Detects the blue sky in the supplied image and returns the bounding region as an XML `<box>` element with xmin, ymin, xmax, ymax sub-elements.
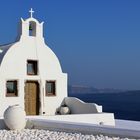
<box><xmin>0</xmin><ymin>1</ymin><xmax>140</xmax><ymax>90</ymax></box>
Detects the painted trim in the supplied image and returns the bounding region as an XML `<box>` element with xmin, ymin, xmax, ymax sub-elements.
<box><xmin>5</xmin><ymin>79</ymin><xmax>19</xmax><ymax>97</ymax></box>
<box><xmin>45</xmin><ymin>80</ymin><xmax>56</xmax><ymax>97</ymax></box>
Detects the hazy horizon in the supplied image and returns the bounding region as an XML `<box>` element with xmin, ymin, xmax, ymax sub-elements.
<box><xmin>0</xmin><ymin>1</ymin><xmax>140</xmax><ymax>90</ymax></box>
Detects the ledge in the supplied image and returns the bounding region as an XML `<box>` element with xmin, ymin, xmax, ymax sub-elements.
<box><xmin>26</xmin><ymin>116</ymin><xmax>140</xmax><ymax>138</ymax></box>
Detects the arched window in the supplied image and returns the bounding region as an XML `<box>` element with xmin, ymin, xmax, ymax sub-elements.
<box><xmin>29</xmin><ymin>21</ymin><xmax>36</xmax><ymax>36</ymax></box>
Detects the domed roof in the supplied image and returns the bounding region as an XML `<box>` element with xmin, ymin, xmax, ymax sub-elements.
<box><xmin>0</xmin><ymin>42</ymin><xmax>16</xmax><ymax>65</ymax></box>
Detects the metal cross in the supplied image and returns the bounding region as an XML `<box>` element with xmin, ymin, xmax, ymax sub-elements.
<box><xmin>29</xmin><ymin>8</ymin><xmax>34</xmax><ymax>18</ymax></box>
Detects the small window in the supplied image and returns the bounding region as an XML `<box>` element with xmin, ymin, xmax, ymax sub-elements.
<box><xmin>46</xmin><ymin>81</ymin><xmax>56</xmax><ymax>96</ymax></box>
<box><xmin>27</xmin><ymin>60</ymin><xmax>38</xmax><ymax>75</ymax></box>
<box><xmin>6</xmin><ymin>81</ymin><xmax>18</xmax><ymax>97</ymax></box>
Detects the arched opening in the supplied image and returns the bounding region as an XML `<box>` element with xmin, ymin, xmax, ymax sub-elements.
<box><xmin>29</xmin><ymin>21</ymin><xmax>36</xmax><ymax>36</ymax></box>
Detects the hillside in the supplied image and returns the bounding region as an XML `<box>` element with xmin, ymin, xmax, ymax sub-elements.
<box><xmin>68</xmin><ymin>85</ymin><xmax>125</xmax><ymax>94</ymax></box>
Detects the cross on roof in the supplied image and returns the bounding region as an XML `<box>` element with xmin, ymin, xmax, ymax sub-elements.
<box><xmin>29</xmin><ymin>8</ymin><xmax>34</xmax><ymax>18</ymax></box>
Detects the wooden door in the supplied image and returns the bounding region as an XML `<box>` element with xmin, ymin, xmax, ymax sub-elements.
<box><xmin>25</xmin><ymin>81</ymin><xmax>39</xmax><ymax>115</ymax></box>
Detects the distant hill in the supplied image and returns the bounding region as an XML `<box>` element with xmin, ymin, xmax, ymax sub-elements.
<box><xmin>68</xmin><ymin>85</ymin><xmax>98</xmax><ymax>94</ymax></box>
<box><xmin>68</xmin><ymin>85</ymin><xmax>125</xmax><ymax>94</ymax></box>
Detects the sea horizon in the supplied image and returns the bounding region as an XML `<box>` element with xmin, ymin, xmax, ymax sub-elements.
<box><xmin>69</xmin><ymin>91</ymin><xmax>140</xmax><ymax>121</ymax></box>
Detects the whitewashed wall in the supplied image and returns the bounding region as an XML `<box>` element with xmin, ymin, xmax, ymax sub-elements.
<box><xmin>0</xmin><ymin>17</ymin><xmax>67</xmax><ymax>116</ymax></box>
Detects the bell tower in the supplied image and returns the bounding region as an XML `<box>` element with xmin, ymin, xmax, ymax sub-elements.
<box><xmin>17</xmin><ymin>8</ymin><xmax>44</xmax><ymax>40</ymax></box>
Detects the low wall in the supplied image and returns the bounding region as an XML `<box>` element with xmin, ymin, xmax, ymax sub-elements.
<box><xmin>0</xmin><ymin>116</ymin><xmax>140</xmax><ymax>138</ymax></box>
<box><xmin>43</xmin><ymin>113</ymin><xmax>115</xmax><ymax>126</ymax></box>
<box><xmin>63</xmin><ymin>97</ymin><xmax>102</xmax><ymax>114</ymax></box>
<box><xmin>26</xmin><ymin>117</ymin><xmax>140</xmax><ymax>139</ymax></box>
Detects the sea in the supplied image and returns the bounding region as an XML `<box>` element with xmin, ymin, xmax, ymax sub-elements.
<box><xmin>69</xmin><ymin>92</ymin><xmax>140</xmax><ymax>121</ymax></box>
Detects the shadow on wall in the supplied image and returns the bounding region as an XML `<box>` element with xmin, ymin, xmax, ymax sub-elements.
<box><xmin>0</xmin><ymin>118</ymin><xmax>7</xmax><ymax>129</ymax></box>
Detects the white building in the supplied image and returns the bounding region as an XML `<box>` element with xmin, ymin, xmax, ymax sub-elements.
<box><xmin>0</xmin><ymin>9</ymin><xmax>115</xmax><ymax>126</ymax></box>
<box><xmin>0</xmin><ymin>9</ymin><xmax>67</xmax><ymax>116</ymax></box>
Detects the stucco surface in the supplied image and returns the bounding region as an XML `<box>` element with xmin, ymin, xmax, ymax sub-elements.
<box><xmin>63</xmin><ymin>97</ymin><xmax>102</xmax><ymax>114</ymax></box>
<box><xmin>0</xmin><ymin>16</ymin><xmax>67</xmax><ymax>116</ymax></box>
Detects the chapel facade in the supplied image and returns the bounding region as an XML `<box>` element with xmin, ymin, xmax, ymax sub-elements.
<box><xmin>0</xmin><ymin>9</ymin><xmax>67</xmax><ymax>116</ymax></box>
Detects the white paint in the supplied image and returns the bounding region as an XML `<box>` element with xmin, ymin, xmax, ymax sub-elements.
<box><xmin>4</xmin><ymin>105</ymin><xmax>26</xmax><ymax>130</ymax></box>
<box><xmin>0</xmin><ymin>10</ymin><xmax>115</xmax><ymax>127</ymax></box>
<box><xmin>0</xmin><ymin>49</ymin><xmax>3</xmax><ymax>53</ymax></box>
<box><xmin>115</xmin><ymin>119</ymin><xmax>140</xmax><ymax>130</ymax></box>
<box><xmin>0</xmin><ymin>13</ymin><xmax>67</xmax><ymax>116</ymax></box>
<box><xmin>25</xmin><ymin>116</ymin><xmax>140</xmax><ymax>138</ymax></box>
<box><xmin>63</xmin><ymin>97</ymin><xmax>102</xmax><ymax>114</ymax></box>
<box><xmin>1</xmin><ymin>116</ymin><xmax>139</xmax><ymax>138</ymax></box>
<box><xmin>36</xmin><ymin>113</ymin><xmax>115</xmax><ymax>126</ymax></box>
<box><xmin>29</xmin><ymin>8</ymin><xmax>34</xmax><ymax>18</ymax></box>
<box><xmin>59</xmin><ymin>106</ymin><xmax>70</xmax><ymax>115</ymax></box>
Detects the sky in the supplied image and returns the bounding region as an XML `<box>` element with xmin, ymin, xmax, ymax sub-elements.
<box><xmin>0</xmin><ymin>1</ymin><xmax>140</xmax><ymax>90</ymax></box>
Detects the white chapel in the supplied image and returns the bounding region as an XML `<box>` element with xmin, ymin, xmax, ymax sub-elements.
<box><xmin>0</xmin><ymin>9</ymin><xmax>115</xmax><ymax>127</ymax></box>
<box><xmin>0</xmin><ymin>9</ymin><xmax>67</xmax><ymax>116</ymax></box>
